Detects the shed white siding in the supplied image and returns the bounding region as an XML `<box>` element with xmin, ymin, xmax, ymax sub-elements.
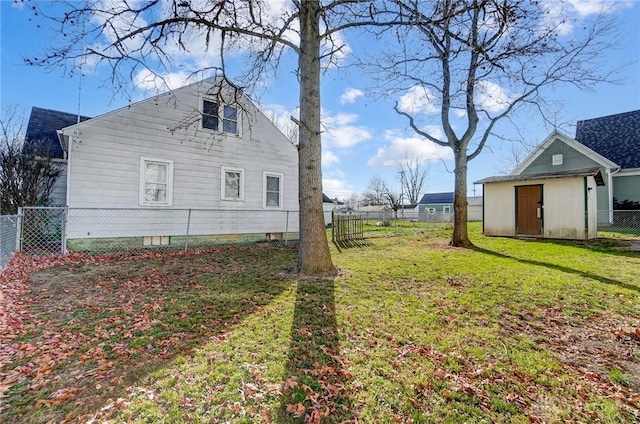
<box><xmin>483</xmin><ymin>176</ymin><xmax>598</xmax><ymax>240</ymax></box>
<box><xmin>59</xmin><ymin>79</ymin><xmax>299</xmax><ymax>240</ymax></box>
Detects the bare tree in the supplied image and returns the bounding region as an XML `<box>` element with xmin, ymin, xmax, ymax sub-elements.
<box><xmin>363</xmin><ymin>175</ymin><xmax>404</xmax><ymax>218</ymax></box>
<box><xmin>398</xmin><ymin>155</ymin><xmax>428</xmax><ymax>204</ymax></box>
<box><xmin>377</xmin><ymin>0</ymin><xmax>622</xmax><ymax>246</ymax></box>
<box><xmin>28</xmin><ymin>1</ymin><xmax>415</xmax><ymax>275</ymax></box>
<box><xmin>1</xmin><ymin>106</ymin><xmax>64</xmax><ymax>215</ymax></box>
<box><xmin>363</xmin><ymin>175</ymin><xmax>391</xmax><ymax>205</ymax></box>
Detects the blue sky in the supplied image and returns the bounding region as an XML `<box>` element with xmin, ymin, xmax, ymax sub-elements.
<box><xmin>1</xmin><ymin>1</ymin><xmax>639</xmax><ymax>201</ymax></box>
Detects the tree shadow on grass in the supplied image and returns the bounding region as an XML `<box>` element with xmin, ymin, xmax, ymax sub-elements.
<box><xmin>2</xmin><ymin>246</ymin><xmax>296</xmax><ymax>424</ymax></box>
<box><xmin>277</xmin><ymin>278</ymin><xmax>353</xmax><ymax>423</ymax></box>
<box><xmin>473</xmin><ymin>246</ymin><xmax>640</xmax><ymax>294</ymax></box>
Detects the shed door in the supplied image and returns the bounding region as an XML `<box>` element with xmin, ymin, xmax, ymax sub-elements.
<box><xmin>516</xmin><ymin>185</ymin><xmax>542</xmax><ymax>236</ymax></box>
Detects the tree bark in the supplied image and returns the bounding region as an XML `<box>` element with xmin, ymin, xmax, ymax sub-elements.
<box><xmin>451</xmin><ymin>148</ymin><xmax>473</xmax><ymax>247</ymax></box>
<box><xmin>297</xmin><ymin>0</ymin><xmax>336</xmax><ymax>276</ymax></box>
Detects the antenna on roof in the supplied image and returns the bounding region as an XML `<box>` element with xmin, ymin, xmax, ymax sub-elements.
<box><xmin>76</xmin><ymin>17</ymin><xmax>87</xmax><ymax>125</ymax></box>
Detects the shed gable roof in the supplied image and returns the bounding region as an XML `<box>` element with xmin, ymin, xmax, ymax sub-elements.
<box><xmin>575</xmin><ymin>110</ymin><xmax>640</xmax><ymax>169</ymax></box>
<box><xmin>419</xmin><ymin>192</ymin><xmax>454</xmax><ymax>204</ymax></box>
<box><xmin>512</xmin><ymin>130</ymin><xmax>617</xmax><ymax>175</ymax></box>
<box><xmin>25</xmin><ymin>107</ymin><xmax>92</xmax><ymax>158</ymax></box>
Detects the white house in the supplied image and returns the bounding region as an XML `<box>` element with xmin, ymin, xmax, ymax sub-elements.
<box><xmin>32</xmin><ymin>77</ymin><xmax>300</xmax><ymax>249</ymax></box>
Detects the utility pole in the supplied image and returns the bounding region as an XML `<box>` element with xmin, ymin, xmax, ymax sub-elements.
<box><xmin>399</xmin><ymin>170</ymin><xmax>406</xmax><ymax>219</ymax></box>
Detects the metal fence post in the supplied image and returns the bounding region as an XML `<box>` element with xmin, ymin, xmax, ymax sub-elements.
<box><xmin>284</xmin><ymin>210</ymin><xmax>290</xmax><ymax>245</ymax></box>
<box><xmin>16</xmin><ymin>207</ymin><xmax>23</xmax><ymax>253</ymax></box>
<box><xmin>61</xmin><ymin>208</ymin><xmax>68</xmax><ymax>254</ymax></box>
<box><xmin>184</xmin><ymin>208</ymin><xmax>192</xmax><ymax>254</ymax></box>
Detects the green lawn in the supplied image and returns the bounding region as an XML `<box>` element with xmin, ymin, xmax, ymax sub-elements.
<box><xmin>1</xmin><ymin>226</ymin><xmax>638</xmax><ymax>423</ymax></box>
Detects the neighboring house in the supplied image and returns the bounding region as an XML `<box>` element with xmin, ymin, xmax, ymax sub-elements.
<box><xmin>467</xmin><ymin>196</ymin><xmax>483</xmax><ymax>222</ymax></box>
<box><xmin>24</xmin><ymin>107</ymin><xmax>91</xmax><ymax>206</ymax></box>
<box><xmin>29</xmin><ymin>77</ymin><xmax>299</xmax><ymax>248</ymax></box>
<box><xmin>418</xmin><ymin>192</ymin><xmax>453</xmax><ymax>222</ymax></box>
<box><xmin>476</xmin><ymin>109</ymin><xmax>640</xmax><ymax>240</ymax></box>
<box><xmin>322</xmin><ymin>193</ymin><xmax>338</xmax><ymax>226</ymax></box>
<box><xmin>356</xmin><ymin>205</ymin><xmax>393</xmax><ymax>220</ymax></box>
<box><xmin>418</xmin><ymin>192</ymin><xmax>483</xmax><ymax>222</ymax></box>
<box><xmin>418</xmin><ymin>192</ymin><xmax>454</xmax><ymax>216</ymax></box>
<box><xmin>398</xmin><ymin>203</ymin><xmax>419</xmax><ymax>220</ymax></box>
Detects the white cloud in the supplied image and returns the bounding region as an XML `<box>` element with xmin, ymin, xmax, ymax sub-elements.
<box><xmin>321</xmin><ymin>112</ymin><xmax>371</xmax><ymax>149</ymax></box>
<box><xmin>321</xmin><ymin>30</ymin><xmax>352</xmax><ymax>69</ymax></box>
<box><xmin>565</xmin><ymin>0</ymin><xmax>633</xmax><ymax>16</ymax></box>
<box><xmin>539</xmin><ymin>0</ymin><xmax>633</xmax><ymax>35</ymax></box>
<box><xmin>367</xmin><ymin>129</ymin><xmax>452</xmax><ymax>168</ymax></box>
<box><xmin>475</xmin><ymin>80</ymin><xmax>514</xmax><ymax>114</ymax></box>
<box><xmin>322</xmin><ymin>150</ymin><xmax>340</xmax><ymax>167</ymax></box>
<box><xmin>340</xmin><ymin>88</ymin><xmax>364</xmax><ymax>104</ymax></box>
<box><xmin>397</xmin><ymin>86</ymin><xmax>439</xmax><ymax>115</ymax></box>
<box><xmin>133</xmin><ymin>70</ymin><xmax>198</xmax><ymax>92</ymax></box>
<box><xmin>322</xmin><ymin>178</ymin><xmax>356</xmax><ymax>199</ymax></box>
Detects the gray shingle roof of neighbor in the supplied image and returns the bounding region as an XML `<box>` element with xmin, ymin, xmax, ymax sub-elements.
<box><xmin>575</xmin><ymin>109</ymin><xmax>640</xmax><ymax>169</ymax></box>
<box><xmin>418</xmin><ymin>192</ymin><xmax>454</xmax><ymax>204</ymax></box>
<box><xmin>25</xmin><ymin>107</ymin><xmax>92</xmax><ymax>159</ymax></box>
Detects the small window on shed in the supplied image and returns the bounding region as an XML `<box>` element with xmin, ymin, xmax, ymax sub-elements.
<box><xmin>552</xmin><ymin>154</ymin><xmax>563</xmax><ymax>166</ymax></box>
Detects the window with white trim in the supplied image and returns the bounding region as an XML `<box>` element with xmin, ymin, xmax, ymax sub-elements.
<box><xmin>140</xmin><ymin>157</ymin><xmax>173</xmax><ymax>206</ymax></box>
<box><xmin>443</xmin><ymin>206</ymin><xmax>451</xmax><ymax>213</ymax></box>
<box><xmin>552</xmin><ymin>154</ymin><xmax>563</xmax><ymax>166</ymax></box>
<box><xmin>202</xmin><ymin>99</ymin><xmax>238</xmax><ymax>134</ymax></box>
<box><xmin>264</xmin><ymin>172</ymin><xmax>283</xmax><ymax>208</ymax></box>
<box><xmin>221</xmin><ymin>167</ymin><xmax>244</xmax><ymax>201</ymax></box>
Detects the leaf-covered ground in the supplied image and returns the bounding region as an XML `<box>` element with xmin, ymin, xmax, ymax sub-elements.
<box><xmin>0</xmin><ymin>229</ymin><xmax>639</xmax><ymax>423</ymax></box>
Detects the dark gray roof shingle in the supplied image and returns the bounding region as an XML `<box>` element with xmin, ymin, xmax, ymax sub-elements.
<box><xmin>575</xmin><ymin>110</ymin><xmax>640</xmax><ymax>169</ymax></box>
<box><xmin>25</xmin><ymin>107</ymin><xmax>92</xmax><ymax>159</ymax></box>
<box><xmin>419</xmin><ymin>192</ymin><xmax>454</xmax><ymax>204</ymax></box>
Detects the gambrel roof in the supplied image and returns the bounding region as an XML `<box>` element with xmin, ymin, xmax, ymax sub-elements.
<box><xmin>575</xmin><ymin>109</ymin><xmax>640</xmax><ymax>169</ymax></box>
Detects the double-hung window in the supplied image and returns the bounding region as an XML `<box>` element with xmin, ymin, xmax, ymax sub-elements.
<box><xmin>221</xmin><ymin>167</ymin><xmax>244</xmax><ymax>201</ymax></box>
<box><xmin>140</xmin><ymin>157</ymin><xmax>173</xmax><ymax>206</ymax></box>
<box><xmin>264</xmin><ymin>172</ymin><xmax>283</xmax><ymax>208</ymax></box>
<box><xmin>202</xmin><ymin>98</ymin><xmax>238</xmax><ymax>135</ymax></box>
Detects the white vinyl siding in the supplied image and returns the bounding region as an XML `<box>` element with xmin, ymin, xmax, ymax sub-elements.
<box><xmin>140</xmin><ymin>157</ymin><xmax>173</xmax><ymax>206</ymax></box>
<box><xmin>221</xmin><ymin>167</ymin><xmax>244</xmax><ymax>201</ymax></box>
<box><xmin>264</xmin><ymin>172</ymin><xmax>283</xmax><ymax>208</ymax></box>
<box><xmin>63</xmin><ymin>78</ymin><xmax>298</xmax><ymax>211</ymax></box>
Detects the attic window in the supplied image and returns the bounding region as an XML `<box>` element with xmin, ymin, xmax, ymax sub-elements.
<box><xmin>552</xmin><ymin>154</ymin><xmax>563</xmax><ymax>166</ymax></box>
<box><xmin>202</xmin><ymin>99</ymin><xmax>238</xmax><ymax>134</ymax></box>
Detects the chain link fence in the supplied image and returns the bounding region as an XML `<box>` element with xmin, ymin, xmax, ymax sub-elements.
<box><xmin>597</xmin><ymin>210</ymin><xmax>640</xmax><ymax>238</ymax></box>
<box><xmin>3</xmin><ymin>207</ymin><xmax>638</xmax><ymax>265</ymax></box>
<box><xmin>15</xmin><ymin>207</ymin><xmax>299</xmax><ymax>257</ymax></box>
<box><xmin>0</xmin><ymin>214</ymin><xmax>20</xmax><ymax>269</ymax></box>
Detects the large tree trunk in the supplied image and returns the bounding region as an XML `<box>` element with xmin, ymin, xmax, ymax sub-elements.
<box><xmin>297</xmin><ymin>0</ymin><xmax>336</xmax><ymax>276</ymax></box>
<box><xmin>451</xmin><ymin>148</ymin><xmax>473</xmax><ymax>247</ymax></box>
